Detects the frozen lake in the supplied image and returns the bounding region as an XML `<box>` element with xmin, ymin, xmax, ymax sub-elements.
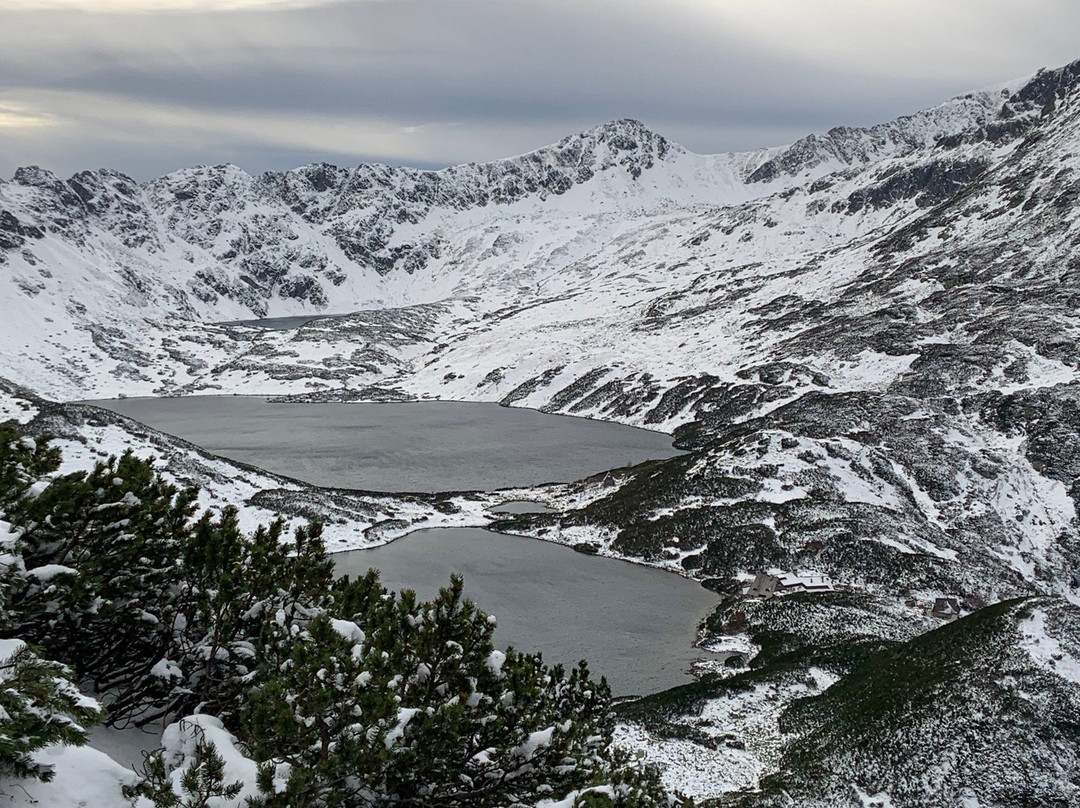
<box><xmin>94</xmin><ymin>526</ymin><xmax>717</xmax><ymax>767</ymax></box>
<box><xmin>335</xmin><ymin>527</ymin><xmax>718</xmax><ymax>696</ymax></box>
<box><xmin>220</xmin><ymin>312</ymin><xmax>352</xmax><ymax>330</ymax></box>
<box><xmin>85</xmin><ymin>395</ymin><xmax>708</xmax><ymax>696</ymax></box>
<box><xmin>86</xmin><ymin>397</ymin><xmax>681</xmax><ymax>492</ymax></box>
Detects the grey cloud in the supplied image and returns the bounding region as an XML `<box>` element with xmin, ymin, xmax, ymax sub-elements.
<box><xmin>0</xmin><ymin>134</ymin><xmax>446</xmax><ymax>182</ymax></box>
<box><xmin>1</xmin><ymin>0</ymin><xmax>1078</xmax><ymax>179</ymax></box>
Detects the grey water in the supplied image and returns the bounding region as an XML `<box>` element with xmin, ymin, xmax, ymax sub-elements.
<box><xmin>220</xmin><ymin>312</ymin><xmax>354</xmax><ymax>330</ymax></box>
<box><xmin>490</xmin><ymin>500</ymin><xmax>559</xmax><ymax>514</ymax></box>
<box><xmin>335</xmin><ymin>527</ymin><xmax>718</xmax><ymax>696</ymax></box>
<box><xmin>86</xmin><ymin>397</ymin><xmax>682</xmax><ymax>492</ymax></box>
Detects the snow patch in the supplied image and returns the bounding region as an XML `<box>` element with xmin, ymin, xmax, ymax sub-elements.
<box><xmin>1021</xmin><ymin>608</ymin><xmax>1080</xmax><ymax>685</ymax></box>
<box><xmin>6</xmin><ymin>744</ymin><xmax>135</xmax><ymax>808</ymax></box>
<box><xmin>24</xmin><ymin>564</ymin><xmax>78</xmax><ymax>581</ymax></box>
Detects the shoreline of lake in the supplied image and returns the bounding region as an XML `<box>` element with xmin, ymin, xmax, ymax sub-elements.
<box><xmin>78</xmin><ymin>394</ymin><xmax>714</xmax><ymax>696</ymax></box>
<box><xmin>83</xmin><ymin>396</ymin><xmax>684</xmax><ymax>493</ymax></box>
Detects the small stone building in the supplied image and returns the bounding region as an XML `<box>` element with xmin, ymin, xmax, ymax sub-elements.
<box><xmin>777</xmin><ymin>572</ymin><xmax>834</xmax><ymax>595</ymax></box>
<box><xmin>745</xmin><ymin>571</ymin><xmax>835</xmax><ymax>599</ymax></box>
<box><xmin>932</xmin><ymin>597</ymin><xmax>962</xmax><ymax>621</ymax></box>
<box><xmin>746</xmin><ymin>573</ymin><xmax>781</xmax><ymax>599</ymax></box>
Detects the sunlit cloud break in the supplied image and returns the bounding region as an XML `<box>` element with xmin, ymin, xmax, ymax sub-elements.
<box><xmin>0</xmin><ymin>0</ymin><xmax>349</xmax><ymax>12</ymax></box>
<box><xmin>0</xmin><ymin>102</ymin><xmax>57</xmax><ymax>131</ymax></box>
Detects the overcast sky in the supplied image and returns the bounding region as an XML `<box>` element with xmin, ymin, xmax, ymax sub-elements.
<box><xmin>1</xmin><ymin>0</ymin><xmax>1078</xmax><ymax>180</ymax></box>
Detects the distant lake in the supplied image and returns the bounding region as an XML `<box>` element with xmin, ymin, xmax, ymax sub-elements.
<box><xmin>220</xmin><ymin>313</ymin><xmax>353</xmax><ymax>330</ymax></box>
<box><xmin>86</xmin><ymin>397</ymin><xmax>682</xmax><ymax>492</ymax></box>
<box><xmin>335</xmin><ymin>527</ymin><xmax>718</xmax><ymax>696</ymax></box>
<box><xmin>490</xmin><ymin>500</ymin><xmax>559</xmax><ymax>514</ymax></box>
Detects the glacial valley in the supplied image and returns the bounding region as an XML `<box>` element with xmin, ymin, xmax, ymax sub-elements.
<box><xmin>4</xmin><ymin>57</ymin><xmax>1080</xmax><ymax>806</ymax></box>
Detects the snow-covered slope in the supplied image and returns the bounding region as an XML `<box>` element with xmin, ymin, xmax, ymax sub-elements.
<box><xmin>757</xmin><ymin>597</ymin><xmax>1080</xmax><ymax>808</ymax></box>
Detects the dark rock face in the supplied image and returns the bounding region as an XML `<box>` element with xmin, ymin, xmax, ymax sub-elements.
<box><xmin>979</xmin><ymin>383</ymin><xmax>1080</xmax><ymax>502</ymax></box>
<box><xmin>0</xmin><ymin>210</ymin><xmax>44</xmax><ymax>252</ymax></box>
<box><xmin>5</xmin><ymin>167</ymin><xmax>160</xmax><ymax>251</ymax></box>
<box><xmin>1002</xmin><ymin>58</ymin><xmax>1080</xmax><ymax>118</ymax></box>
<box><xmin>842</xmin><ymin>157</ymin><xmax>988</xmax><ymax>213</ymax></box>
<box><xmin>277</xmin><ymin>274</ymin><xmax>328</xmax><ymax>307</ymax></box>
<box><xmin>500</xmin><ymin>366</ymin><xmax>566</xmax><ymax>406</ymax></box>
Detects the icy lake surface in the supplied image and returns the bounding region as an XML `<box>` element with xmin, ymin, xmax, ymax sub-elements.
<box><xmin>335</xmin><ymin>527</ymin><xmax>718</xmax><ymax>696</ymax></box>
<box><xmin>220</xmin><ymin>312</ymin><xmax>351</xmax><ymax>330</ymax></box>
<box><xmin>87</xmin><ymin>397</ymin><xmax>682</xmax><ymax>492</ymax></box>
<box><xmin>489</xmin><ymin>500</ymin><xmax>559</xmax><ymax>514</ymax></box>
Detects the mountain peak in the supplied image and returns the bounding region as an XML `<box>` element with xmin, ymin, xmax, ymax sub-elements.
<box><xmin>744</xmin><ymin>56</ymin><xmax>1080</xmax><ymax>184</ymax></box>
<box><xmin>559</xmin><ymin>118</ymin><xmax>675</xmax><ymax>161</ymax></box>
<box><xmin>578</xmin><ymin>117</ymin><xmax>666</xmax><ymax>142</ymax></box>
<box><xmin>1002</xmin><ymin>57</ymin><xmax>1080</xmax><ymax>118</ymax></box>
<box><xmin>12</xmin><ymin>165</ymin><xmax>66</xmax><ymax>191</ymax></box>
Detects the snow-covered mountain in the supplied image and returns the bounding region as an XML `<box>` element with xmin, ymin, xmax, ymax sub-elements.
<box><xmin>3</xmin><ymin>57</ymin><xmax>1080</xmax><ymax>806</ymax></box>
<box><xmin>1</xmin><ymin>62</ymin><xmax>1074</xmax><ymax>403</ymax></box>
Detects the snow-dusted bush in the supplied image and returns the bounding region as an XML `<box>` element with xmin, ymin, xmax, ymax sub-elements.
<box><xmin>0</xmin><ymin>638</ymin><xmax>103</xmax><ymax>782</ymax></box>
<box><xmin>9</xmin><ymin>451</ymin><xmax>198</xmax><ymax>723</ymax></box>
<box><xmin>240</xmin><ymin>576</ymin><xmax>670</xmax><ymax>807</ymax></box>
<box><xmin>0</xmin><ymin>423</ymin><xmax>676</xmax><ymax>806</ymax></box>
<box><xmin>124</xmin><ymin>716</ymin><xmax>255</xmax><ymax>808</ymax></box>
